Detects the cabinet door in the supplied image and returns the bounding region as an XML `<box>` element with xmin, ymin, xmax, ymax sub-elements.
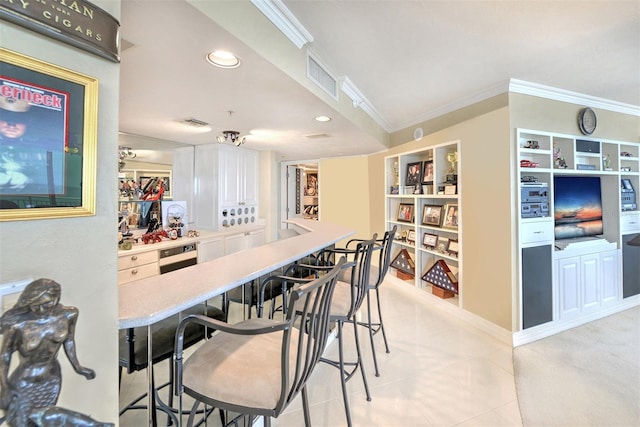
<box><xmin>198</xmin><ymin>238</ymin><xmax>225</xmax><ymax>263</ymax></box>
<box><xmin>242</xmin><ymin>150</ymin><xmax>259</xmax><ymax>206</ymax></box>
<box><xmin>225</xmin><ymin>232</ymin><xmax>246</xmax><ymax>255</ymax></box>
<box><xmin>557</xmin><ymin>257</ymin><xmax>580</xmax><ymax>320</ymax></box>
<box><xmin>246</xmin><ymin>229</ymin><xmax>265</xmax><ymax>249</ymax></box>
<box><xmin>219</xmin><ymin>147</ymin><xmax>242</xmax><ymax>207</ymax></box>
<box><xmin>600</xmin><ymin>250</ymin><xmax>620</xmax><ymax>306</ymax></box>
<box><xmin>580</xmin><ymin>253</ymin><xmax>600</xmax><ymax>313</ymax></box>
<box><xmin>194</xmin><ymin>144</ymin><xmax>217</xmax><ymax>230</ymax></box>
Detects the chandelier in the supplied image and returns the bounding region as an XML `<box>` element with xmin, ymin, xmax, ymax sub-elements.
<box><xmin>118</xmin><ymin>146</ymin><xmax>136</xmax><ymax>171</ymax></box>
<box><xmin>216</xmin><ymin>130</ymin><xmax>245</xmax><ymax>147</ymax></box>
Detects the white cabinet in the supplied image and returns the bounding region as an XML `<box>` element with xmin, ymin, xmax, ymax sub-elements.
<box><xmin>197</xmin><ymin>236</ymin><xmax>225</xmax><ymax>263</ymax></box>
<box><xmin>219</xmin><ymin>146</ymin><xmax>258</xmax><ymax>207</ymax></box>
<box><xmin>600</xmin><ymin>251</ymin><xmax>620</xmax><ymax>306</ymax></box>
<box><xmin>194</xmin><ymin>144</ymin><xmax>259</xmax><ymax>230</ymax></box>
<box><xmin>516</xmin><ymin>128</ymin><xmax>639</xmax><ymax>331</ymax></box>
<box><xmin>556</xmin><ymin>257</ymin><xmax>580</xmax><ymax>319</ymax></box>
<box><xmin>117</xmin><ymin>250</ymin><xmax>159</xmax><ymax>285</ymax></box>
<box><xmin>225</xmin><ymin>229</ymin><xmax>265</xmax><ymax>255</ymax></box>
<box><xmin>555</xmin><ymin>249</ymin><xmax>620</xmax><ymax>320</ymax></box>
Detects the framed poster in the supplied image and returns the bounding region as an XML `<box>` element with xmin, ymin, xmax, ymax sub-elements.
<box><xmin>0</xmin><ymin>48</ymin><xmax>98</xmax><ymax>221</ymax></box>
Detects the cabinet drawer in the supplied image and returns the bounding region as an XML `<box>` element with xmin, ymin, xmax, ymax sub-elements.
<box><xmin>118</xmin><ymin>250</ymin><xmax>158</xmax><ymax>270</ymax></box>
<box><xmin>118</xmin><ymin>262</ymin><xmax>159</xmax><ymax>285</ymax></box>
<box><xmin>521</xmin><ymin>221</ymin><xmax>554</xmax><ymax>244</ymax></box>
<box><xmin>621</xmin><ymin>213</ymin><xmax>640</xmax><ymax>233</ymax></box>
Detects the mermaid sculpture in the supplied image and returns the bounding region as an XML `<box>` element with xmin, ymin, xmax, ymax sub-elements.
<box><xmin>0</xmin><ymin>278</ymin><xmax>113</xmax><ymax>426</ymax></box>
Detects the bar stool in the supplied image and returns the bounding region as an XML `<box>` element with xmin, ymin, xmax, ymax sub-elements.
<box><xmin>173</xmin><ymin>258</ymin><xmax>346</xmax><ymax>426</ymax></box>
<box><xmin>118</xmin><ymin>302</ymin><xmax>225</xmax><ymax>425</ymax></box>
<box><xmin>346</xmin><ymin>226</ymin><xmax>396</xmax><ymax>376</ymax></box>
<box><xmin>317</xmin><ymin>235</ymin><xmax>377</xmax><ymax>427</ymax></box>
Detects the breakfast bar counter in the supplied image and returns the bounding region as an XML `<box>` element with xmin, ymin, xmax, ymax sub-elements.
<box><xmin>118</xmin><ymin>219</ymin><xmax>354</xmax><ymax>329</ymax></box>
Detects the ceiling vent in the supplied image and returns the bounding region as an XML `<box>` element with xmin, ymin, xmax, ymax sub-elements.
<box><xmin>307</xmin><ymin>52</ymin><xmax>337</xmax><ymax>100</ymax></box>
<box><xmin>180</xmin><ymin>118</ymin><xmax>210</xmax><ymax>127</ymax></box>
<box><xmin>305</xmin><ymin>133</ymin><xmax>330</xmax><ymax>139</ymax></box>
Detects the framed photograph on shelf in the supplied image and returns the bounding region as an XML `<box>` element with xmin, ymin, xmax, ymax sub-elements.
<box><xmin>436</xmin><ymin>236</ymin><xmax>449</xmax><ymax>253</ymax></box>
<box><xmin>447</xmin><ymin>239</ymin><xmax>459</xmax><ymax>257</ymax></box>
<box><xmin>0</xmin><ymin>48</ymin><xmax>98</xmax><ymax>221</ymax></box>
<box><xmin>442</xmin><ymin>204</ymin><xmax>459</xmax><ymax>230</ymax></box>
<box><xmin>422</xmin><ymin>160</ymin><xmax>434</xmax><ymax>184</ymax></box>
<box><xmin>423</xmin><ymin>233</ymin><xmax>438</xmax><ymax>249</ymax></box>
<box><xmin>422</xmin><ymin>204</ymin><xmax>442</xmax><ymax>227</ymax></box>
<box><xmin>396</xmin><ymin>203</ymin><xmax>415</xmax><ymax>223</ymax></box>
<box><xmin>407</xmin><ymin>230</ymin><xmax>416</xmax><ymax>244</ymax></box>
<box><xmin>405</xmin><ymin>161</ymin><xmax>422</xmax><ymax>187</ymax></box>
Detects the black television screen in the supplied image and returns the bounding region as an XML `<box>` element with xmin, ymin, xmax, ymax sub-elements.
<box><xmin>554</xmin><ymin>176</ymin><xmax>603</xmax><ymax>240</ymax></box>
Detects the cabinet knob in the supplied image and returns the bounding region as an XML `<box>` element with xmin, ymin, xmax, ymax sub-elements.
<box><xmin>131</xmin><ymin>255</ymin><xmax>138</xmax><ymax>261</ymax></box>
<box><xmin>131</xmin><ymin>269</ymin><xmax>138</xmax><ymax>275</ymax></box>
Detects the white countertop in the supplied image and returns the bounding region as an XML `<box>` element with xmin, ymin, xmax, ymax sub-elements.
<box><xmin>117</xmin><ymin>225</ymin><xmax>264</xmax><ymax>256</ymax></box>
<box><xmin>118</xmin><ymin>219</ymin><xmax>354</xmax><ymax>329</ymax></box>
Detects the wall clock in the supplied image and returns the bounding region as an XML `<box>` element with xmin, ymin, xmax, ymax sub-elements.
<box><xmin>578</xmin><ymin>107</ymin><xmax>597</xmax><ymax>135</ymax></box>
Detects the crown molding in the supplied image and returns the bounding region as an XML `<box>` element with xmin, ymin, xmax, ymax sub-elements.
<box><xmin>509</xmin><ymin>79</ymin><xmax>640</xmax><ymax>117</ymax></box>
<box><xmin>394</xmin><ymin>79</ymin><xmax>640</xmax><ymax>132</ymax></box>
<box><xmin>341</xmin><ymin>77</ymin><xmax>392</xmax><ymax>132</ymax></box>
<box><xmin>250</xmin><ymin>0</ymin><xmax>313</xmax><ymax>49</ymax></box>
<box><xmin>393</xmin><ymin>80</ymin><xmax>510</xmax><ymax>131</ymax></box>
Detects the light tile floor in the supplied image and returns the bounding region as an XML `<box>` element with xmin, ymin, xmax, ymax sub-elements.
<box><xmin>119</xmin><ymin>277</ymin><xmax>522</xmax><ymax>427</ymax></box>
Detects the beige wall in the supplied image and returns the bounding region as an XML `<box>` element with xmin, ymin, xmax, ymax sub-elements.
<box><xmin>367</xmin><ymin>107</ymin><xmax>514</xmax><ymax>330</ymax></box>
<box><xmin>0</xmin><ymin>2</ymin><xmax>120</xmax><ymax>422</ymax></box>
<box><xmin>509</xmin><ymin>93</ymin><xmax>640</xmax><ymax>140</ymax></box>
<box><xmin>319</xmin><ymin>156</ymin><xmax>372</xmax><ymax>245</ymax></box>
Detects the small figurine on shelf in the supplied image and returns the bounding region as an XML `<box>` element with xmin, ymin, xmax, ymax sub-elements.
<box><xmin>602</xmin><ymin>153</ymin><xmax>612</xmax><ymax>170</ymax></box>
<box><xmin>553</xmin><ymin>142</ymin><xmax>567</xmax><ymax>169</ymax></box>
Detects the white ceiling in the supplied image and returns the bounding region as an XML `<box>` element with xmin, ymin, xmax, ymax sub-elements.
<box><xmin>119</xmin><ymin>0</ymin><xmax>640</xmax><ymax>162</ymax></box>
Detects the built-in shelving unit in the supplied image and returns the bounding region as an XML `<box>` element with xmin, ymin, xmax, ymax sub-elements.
<box><xmin>516</xmin><ymin>129</ymin><xmax>639</xmax><ymax>334</ymax></box>
<box><xmin>384</xmin><ymin>140</ymin><xmax>462</xmax><ymax>306</ymax></box>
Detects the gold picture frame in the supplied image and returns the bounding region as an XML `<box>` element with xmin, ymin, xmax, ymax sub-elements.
<box><xmin>0</xmin><ymin>48</ymin><xmax>98</xmax><ymax>221</ymax></box>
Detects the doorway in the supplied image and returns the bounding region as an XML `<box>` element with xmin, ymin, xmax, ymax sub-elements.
<box><xmin>280</xmin><ymin>161</ymin><xmax>319</xmax><ymax>224</ymax></box>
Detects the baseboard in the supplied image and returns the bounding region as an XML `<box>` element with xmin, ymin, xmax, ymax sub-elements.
<box><xmin>512</xmin><ymin>295</ymin><xmax>640</xmax><ymax>347</ymax></box>
<box><xmin>386</xmin><ymin>275</ymin><xmax>513</xmax><ymax>346</ymax></box>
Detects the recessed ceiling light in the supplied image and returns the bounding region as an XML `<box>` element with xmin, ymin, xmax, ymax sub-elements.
<box><xmin>206</xmin><ymin>50</ymin><xmax>240</xmax><ymax>68</ymax></box>
<box><xmin>314</xmin><ymin>115</ymin><xmax>331</xmax><ymax>122</ymax></box>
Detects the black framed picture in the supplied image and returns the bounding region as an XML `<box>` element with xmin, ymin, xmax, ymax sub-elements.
<box><xmin>423</xmin><ymin>232</ymin><xmax>438</xmax><ymax>249</ymax></box>
<box><xmin>405</xmin><ymin>161</ymin><xmax>422</xmax><ymax>187</ymax></box>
